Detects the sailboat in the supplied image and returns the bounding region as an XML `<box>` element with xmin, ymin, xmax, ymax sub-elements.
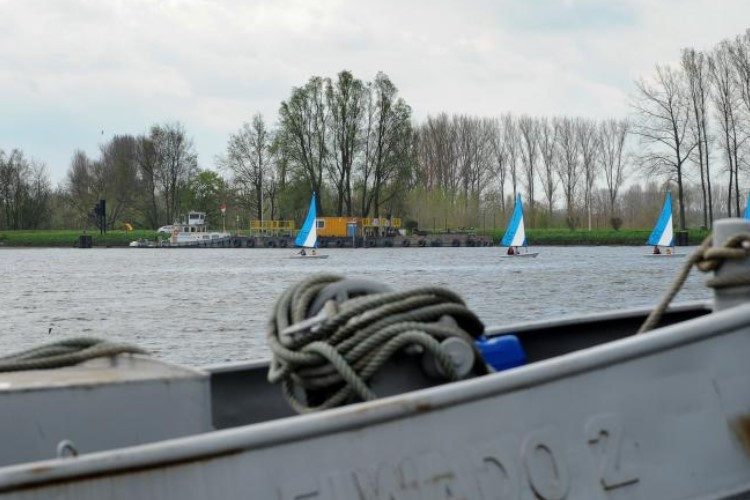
<box><xmin>645</xmin><ymin>192</ymin><xmax>685</xmax><ymax>257</ymax></box>
<box><xmin>291</xmin><ymin>193</ymin><xmax>328</xmax><ymax>259</ymax></box>
<box><xmin>500</xmin><ymin>194</ymin><xmax>538</xmax><ymax>258</ymax></box>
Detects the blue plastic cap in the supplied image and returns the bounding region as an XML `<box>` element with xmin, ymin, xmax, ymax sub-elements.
<box><xmin>475</xmin><ymin>335</ymin><xmax>526</xmax><ymax>372</ymax></box>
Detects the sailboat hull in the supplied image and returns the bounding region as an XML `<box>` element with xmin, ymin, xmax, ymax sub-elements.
<box><xmin>500</xmin><ymin>252</ymin><xmax>539</xmax><ymax>258</ymax></box>
<box><xmin>644</xmin><ymin>253</ymin><xmax>686</xmax><ymax>258</ymax></box>
<box><xmin>289</xmin><ymin>255</ymin><xmax>329</xmax><ymax>259</ymax></box>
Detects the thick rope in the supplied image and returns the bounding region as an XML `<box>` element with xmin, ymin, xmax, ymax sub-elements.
<box><xmin>0</xmin><ymin>338</ymin><xmax>146</xmax><ymax>372</ymax></box>
<box><xmin>638</xmin><ymin>232</ymin><xmax>750</xmax><ymax>333</ymax></box>
<box><xmin>267</xmin><ymin>274</ymin><xmax>486</xmax><ymax>413</ymax></box>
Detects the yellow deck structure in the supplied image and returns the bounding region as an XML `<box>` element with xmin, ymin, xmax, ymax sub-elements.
<box><xmin>249</xmin><ymin>220</ymin><xmax>295</xmax><ymax>236</ymax></box>
<box><xmin>249</xmin><ymin>217</ymin><xmax>401</xmax><ymax>239</ymax></box>
<box><xmin>316</xmin><ymin>217</ymin><xmax>401</xmax><ymax>238</ymax></box>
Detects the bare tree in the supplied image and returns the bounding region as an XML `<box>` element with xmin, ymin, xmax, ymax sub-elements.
<box><xmin>502</xmin><ymin>114</ymin><xmax>520</xmax><ymax>203</ymax></box>
<box><xmin>98</xmin><ymin>135</ymin><xmax>140</xmax><ymax>229</ymax></box>
<box><xmin>65</xmin><ymin>150</ymin><xmax>97</xmax><ymax>227</ymax></box>
<box><xmin>555</xmin><ymin>117</ymin><xmax>581</xmax><ymax>227</ymax></box>
<box><xmin>25</xmin><ymin>161</ymin><xmax>51</xmax><ymax>229</ymax></box>
<box><xmin>577</xmin><ymin>119</ymin><xmax>599</xmax><ymax>231</ymax></box>
<box><xmin>150</xmin><ymin>123</ymin><xmax>198</xmax><ymax>224</ymax></box>
<box><xmin>489</xmin><ymin>118</ymin><xmax>508</xmax><ymax>213</ymax></box>
<box><xmin>135</xmin><ymin>136</ymin><xmax>160</xmax><ymax>228</ymax></box>
<box><xmin>416</xmin><ymin>113</ymin><xmax>458</xmax><ymax>196</ymax></box>
<box><xmin>710</xmin><ymin>43</ymin><xmax>744</xmax><ymax>217</ymax></box>
<box><xmin>518</xmin><ymin>115</ymin><xmax>540</xmax><ymax>224</ymax></box>
<box><xmin>0</xmin><ymin>149</ymin><xmax>51</xmax><ymax>229</ymax></box>
<box><xmin>731</xmin><ymin>29</ymin><xmax>750</xmax><ymax>117</ymax></box>
<box><xmin>455</xmin><ymin>116</ymin><xmax>493</xmax><ymax>208</ymax></box>
<box><xmin>631</xmin><ymin>64</ymin><xmax>697</xmax><ymax>230</ymax></box>
<box><xmin>537</xmin><ymin>117</ymin><xmax>559</xmax><ymax>219</ymax></box>
<box><xmin>730</xmin><ymin>31</ymin><xmax>750</xmax><ymax>213</ymax></box>
<box><xmin>599</xmin><ymin>119</ymin><xmax>630</xmax><ymax>222</ymax></box>
<box><xmin>682</xmin><ymin>48</ymin><xmax>714</xmax><ymax>228</ymax></box>
<box><xmin>222</xmin><ymin>114</ymin><xmax>271</xmax><ymax>220</ymax></box>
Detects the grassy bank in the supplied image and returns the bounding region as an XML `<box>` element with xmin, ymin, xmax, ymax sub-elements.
<box><xmin>510</xmin><ymin>228</ymin><xmax>711</xmax><ymax>246</ymax></box>
<box><xmin>0</xmin><ymin>230</ymin><xmax>157</xmax><ymax>247</ymax></box>
<box><xmin>0</xmin><ymin>228</ymin><xmax>712</xmax><ymax>247</ymax></box>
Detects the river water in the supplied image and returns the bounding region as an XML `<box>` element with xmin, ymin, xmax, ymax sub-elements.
<box><xmin>0</xmin><ymin>246</ymin><xmax>711</xmax><ymax>367</ymax></box>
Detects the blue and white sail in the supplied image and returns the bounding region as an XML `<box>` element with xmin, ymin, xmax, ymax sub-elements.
<box><xmin>501</xmin><ymin>194</ymin><xmax>527</xmax><ymax>247</ymax></box>
<box><xmin>744</xmin><ymin>193</ymin><xmax>750</xmax><ymax>220</ymax></box>
<box><xmin>647</xmin><ymin>192</ymin><xmax>674</xmax><ymax>247</ymax></box>
<box><xmin>294</xmin><ymin>193</ymin><xmax>318</xmax><ymax>248</ymax></box>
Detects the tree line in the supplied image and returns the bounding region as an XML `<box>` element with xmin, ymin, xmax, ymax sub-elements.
<box><xmin>633</xmin><ymin>28</ymin><xmax>750</xmax><ymax>231</ymax></box>
<box><xmin>2</xmin><ymin>27</ymin><xmax>750</xmax><ymax>233</ymax></box>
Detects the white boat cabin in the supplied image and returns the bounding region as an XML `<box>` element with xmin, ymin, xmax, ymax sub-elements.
<box><xmin>170</xmin><ymin>211</ymin><xmax>230</xmax><ymax>244</ymax></box>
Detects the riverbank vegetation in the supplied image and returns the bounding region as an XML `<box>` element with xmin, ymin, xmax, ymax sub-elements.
<box><xmin>1</xmin><ymin>29</ymin><xmax>749</xmax><ymax>236</ymax></box>
<box><xmin>0</xmin><ymin>228</ymin><xmax>711</xmax><ymax>248</ymax></box>
<box><xmin>0</xmin><ymin>230</ymin><xmax>156</xmax><ymax>247</ymax></box>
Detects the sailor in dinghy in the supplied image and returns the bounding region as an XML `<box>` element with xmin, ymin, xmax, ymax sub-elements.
<box><xmin>645</xmin><ymin>192</ymin><xmax>685</xmax><ymax>257</ymax></box>
<box><xmin>291</xmin><ymin>193</ymin><xmax>329</xmax><ymax>259</ymax></box>
<box><xmin>500</xmin><ymin>194</ymin><xmax>538</xmax><ymax>258</ymax></box>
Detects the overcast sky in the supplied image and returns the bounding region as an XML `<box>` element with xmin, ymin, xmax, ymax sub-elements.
<box><xmin>2</xmin><ymin>0</ymin><xmax>749</xmax><ymax>184</ymax></box>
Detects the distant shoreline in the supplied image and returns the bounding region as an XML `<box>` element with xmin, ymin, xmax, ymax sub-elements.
<box><xmin>0</xmin><ymin>228</ymin><xmax>711</xmax><ymax>248</ymax></box>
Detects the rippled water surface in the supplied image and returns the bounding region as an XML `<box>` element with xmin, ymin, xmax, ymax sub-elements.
<box><xmin>0</xmin><ymin>246</ymin><xmax>710</xmax><ymax>366</ymax></box>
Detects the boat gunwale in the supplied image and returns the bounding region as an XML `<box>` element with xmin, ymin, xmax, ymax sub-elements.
<box><xmin>483</xmin><ymin>299</ymin><xmax>710</xmax><ymax>335</ymax></box>
<box><xmin>0</xmin><ymin>299</ymin><xmax>743</xmax><ymax>492</ymax></box>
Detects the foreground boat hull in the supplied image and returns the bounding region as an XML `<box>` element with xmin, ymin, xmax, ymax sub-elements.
<box><xmin>3</xmin><ymin>302</ymin><xmax>750</xmax><ymax>499</ymax></box>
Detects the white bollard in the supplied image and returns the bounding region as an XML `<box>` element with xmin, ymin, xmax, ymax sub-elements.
<box><xmin>712</xmin><ymin>218</ymin><xmax>750</xmax><ymax>312</ymax></box>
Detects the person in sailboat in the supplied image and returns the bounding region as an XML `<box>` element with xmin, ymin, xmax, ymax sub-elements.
<box><xmin>298</xmin><ymin>248</ymin><xmax>307</xmax><ymax>256</ymax></box>
<box><xmin>653</xmin><ymin>246</ymin><xmax>661</xmax><ymax>255</ymax></box>
<box><xmin>311</xmin><ymin>249</ymin><xmax>317</xmax><ymax>256</ymax></box>
<box><xmin>507</xmin><ymin>247</ymin><xmax>515</xmax><ymax>256</ymax></box>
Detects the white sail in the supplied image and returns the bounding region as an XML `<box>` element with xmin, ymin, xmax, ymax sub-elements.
<box><xmin>656</xmin><ymin>213</ymin><xmax>674</xmax><ymax>247</ymax></box>
<box><xmin>501</xmin><ymin>194</ymin><xmax>527</xmax><ymax>248</ymax></box>
<box><xmin>300</xmin><ymin>222</ymin><xmax>317</xmax><ymax>248</ymax></box>
<box><xmin>509</xmin><ymin>217</ymin><xmax>525</xmax><ymax>247</ymax></box>
<box><xmin>647</xmin><ymin>193</ymin><xmax>675</xmax><ymax>248</ymax></box>
<box><xmin>295</xmin><ymin>194</ymin><xmax>318</xmax><ymax>249</ymax></box>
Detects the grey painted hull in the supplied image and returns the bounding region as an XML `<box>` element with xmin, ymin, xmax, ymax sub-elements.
<box><xmin>2</xmin><ymin>300</ymin><xmax>750</xmax><ymax>499</ymax></box>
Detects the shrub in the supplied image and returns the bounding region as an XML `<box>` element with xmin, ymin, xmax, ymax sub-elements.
<box><xmin>610</xmin><ymin>217</ymin><xmax>623</xmax><ymax>231</ymax></box>
<box><xmin>404</xmin><ymin>219</ymin><xmax>419</xmax><ymax>231</ymax></box>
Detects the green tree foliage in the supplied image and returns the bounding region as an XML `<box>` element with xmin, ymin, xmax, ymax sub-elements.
<box><xmin>182</xmin><ymin>170</ymin><xmax>228</xmax><ymax>224</ymax></box>
<box><xmin>326</xmin><ymin>70</ymin><xmax>365</xmax><ymax>216</ymax></box>
<box><xmin>278</xmin><ymin>77</ymin><xmax>328</xmax><ymax>215</ymax></box>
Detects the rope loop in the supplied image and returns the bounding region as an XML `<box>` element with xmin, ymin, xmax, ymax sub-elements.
<box><xmin>0</xmin><ymin>338</ymin><xmax>146</xmax><ymax>372</ymax></box>
<box><xmin>267</xmin><ymin>274</ymin><xmax>485</xmax><ymax>413</ymax></box>
<box><xmin>694</xmin><ymin>232</ymin><xmax>750</xmax><ymax>274</ymax></box>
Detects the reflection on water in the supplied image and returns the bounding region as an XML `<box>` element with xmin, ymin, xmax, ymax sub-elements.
<box><xmin>0</xmin><ymin>246</ymin><xmax>710</xmax><ymax>366</ymax></box>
